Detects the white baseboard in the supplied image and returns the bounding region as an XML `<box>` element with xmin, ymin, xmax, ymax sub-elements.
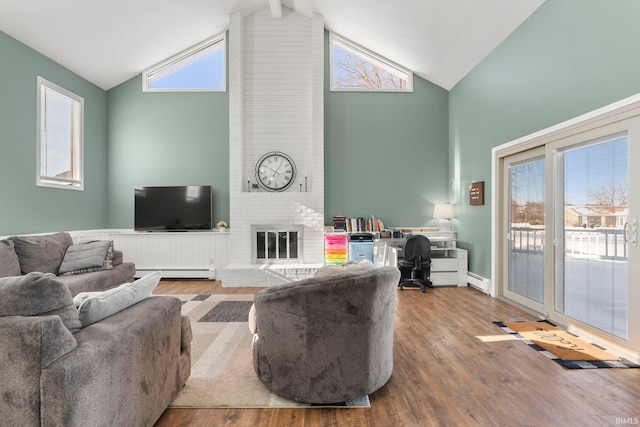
<box><xmin>467</xmin><ymin>272</ymin><xmax>492</xmax><ymax>295</ymax></box>
<box><xmin>136</xmin><ymin>269</ymin><xmax>215</xmax><ymax>280</ymax></box>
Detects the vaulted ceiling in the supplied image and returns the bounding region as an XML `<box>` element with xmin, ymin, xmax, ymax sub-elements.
<box><xmin>0</xmin><ymin>0</ymin><xmax>544</xmax><ymax>91</ymax></box>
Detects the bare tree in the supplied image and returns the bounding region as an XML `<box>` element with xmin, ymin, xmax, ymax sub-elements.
<box><xmin>509</xmin><ymin>159</ymin><xmax>545</xmax><ymax>225</ymax></box>
<box><xmin>588</xmin><ymin>182</ymin><xmax>628</xmax><ymax>208</ymax></box>
<box><xmin>333</xmin><ymin>48</ymin><xmax>406</xmax><ymax>90</ymax></box>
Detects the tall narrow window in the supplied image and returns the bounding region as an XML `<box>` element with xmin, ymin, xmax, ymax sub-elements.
<box><xmin>37</xmin><ymin>77</ymin><xmax>84</xmax><ymax>190</ymax></box>
<box><xmin>143</xmin><ymin>34</ymin><xmax>226</xmax><ymax>92</ymax></box>
<box><xmin>330</xmin><ymin>33</ymin><xmax>413</xmax><ymax>92</ymax></box>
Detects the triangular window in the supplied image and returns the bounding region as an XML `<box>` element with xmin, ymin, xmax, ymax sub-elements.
<box><xmin>330</xmin><ymin>33</ymin><xmax>412</xmax><ymax>92</ymax></box>
<box><xmin>143</xmin><ymin>34</ymin><xmax>225</xmax><ymax>92</ymax></box>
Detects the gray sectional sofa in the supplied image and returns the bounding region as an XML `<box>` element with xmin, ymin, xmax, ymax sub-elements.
<box><xmin>1</xmin><ymin>232</ymin><xmax>136</xmax><ymax>295</ymax></box>
<box><xmin>0</xmin><ymin>232</ymin><xmax>192</xmax><ymax>427</ymax></box>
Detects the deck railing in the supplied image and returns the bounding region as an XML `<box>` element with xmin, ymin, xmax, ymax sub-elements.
<box><xmin>510</xmin><ymin>226</ymin><xmax>627</xmax><ymax>260</ymax></box>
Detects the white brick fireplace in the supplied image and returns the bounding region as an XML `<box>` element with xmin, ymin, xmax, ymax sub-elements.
<box><xmin>221</xmin><ymin>7</ymin><xmax>325</xmax><ymax>286</ymax></box>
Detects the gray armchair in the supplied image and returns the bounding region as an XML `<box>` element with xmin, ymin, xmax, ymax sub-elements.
<box><xmin>251</xmin><ymin>266</ymin><xmax>400</xmax><ymax>404</ymax></box>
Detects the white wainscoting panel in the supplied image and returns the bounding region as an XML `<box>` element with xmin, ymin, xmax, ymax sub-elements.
<box><xmin>66</xmin><ymin>230</ymin><xmax>229</xmax><ymax>279</ymax></box>
<box><xmin>111</xmin><ymin>232</ymin><xmax>229</xmax><ymax>279</ymax></box>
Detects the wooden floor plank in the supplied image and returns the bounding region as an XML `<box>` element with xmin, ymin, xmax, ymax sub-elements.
<box><xmin>154</xmin><ymin>282</ymin><xmax>640</xmax><ymax>427</ymax></box>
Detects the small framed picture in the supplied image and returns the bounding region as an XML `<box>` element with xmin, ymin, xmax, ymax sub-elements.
<box><xmin>469</xmin><ymin>181</ymin><xmax>484</xmax><ymax>206</ymax></box>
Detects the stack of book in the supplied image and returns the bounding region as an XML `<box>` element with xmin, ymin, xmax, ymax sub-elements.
<box><xmin>332</xmin><ymin>216</ymin><xmax>385</xmax><ymax>233</ymax></box>
<box><xmin>333</xmin><ymin>216</ymin><xmax>348</xmax><ymax>231</ymax></box>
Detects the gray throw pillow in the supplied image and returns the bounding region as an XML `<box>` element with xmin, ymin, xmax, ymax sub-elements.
<box><xmin>9</xmin><ymin>232</ymin><xmax>74</xmax><ymax>274</ymax></box>
<box><xmin>59</xmin><ymin>240</ymin><xmax>114</xmax><ymax>276</ymax></box>
<box><xmin>0</xmin><ymin>272</ymin><xmax>82</xmax><ymax>333</ymax></box>
<box><xmin>73</xmin><ymin>271</ymin><xmax>162</xmax><ymax>328</ymax></box>
<box><xmin>0</xmin><ymin>239</ymin><xmax>21</xmax><ymax>278</ymax></box>
<box><xmin>314</xmin><ymin>260</ymin><xmax>375</xmax><ymax>277</ymax></box>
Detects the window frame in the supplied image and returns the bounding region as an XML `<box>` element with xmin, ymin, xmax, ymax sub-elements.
<box><xmin>142</xmin><ymin>33</ymin><xmax>226</xmax><ymax>92</ymax></box>
<box><xmin>36</xmin><ymin>76</ymin><xmax>84</xmax><ymax>191</ymax></box>
<box><xmin>329</xmin><ymin>32</ymin><xmax>413</xmax><ymax>92</ymax></box>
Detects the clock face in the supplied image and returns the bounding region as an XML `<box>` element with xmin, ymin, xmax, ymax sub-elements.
<box><xmin>255</xmin><ymin>151</ymin><xmax>297</xmax><ymax>192</ymax></box>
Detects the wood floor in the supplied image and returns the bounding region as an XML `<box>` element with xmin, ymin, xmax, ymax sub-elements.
<box><xmin>154</xmin><ymin>281</ymin><xmax>640</xmax><ymax>427</ymax></box>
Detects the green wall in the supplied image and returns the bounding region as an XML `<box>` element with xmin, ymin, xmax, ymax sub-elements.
<box><xmin>323</xmin><ymin>30</ymin><xmax>450</xmax><ymax>227</ymax></box>
<box><xmin>106</xmin><ymin>76</ymin><xmax>230</xmax><ymax>228</ymax></box>
<box><xmin>450</xmin><ymin>0</ymin><xmax>640</xmax><ymax>277</ymax></box>
<box><xmin>0</xmin><ymin>31</ymin><xmax>108</xmax><ymax>236</ymax></box>
<box><xmin>324</xmin><ymin>73</ymin><xmax>450</xmax><ymax>227</ymax></box>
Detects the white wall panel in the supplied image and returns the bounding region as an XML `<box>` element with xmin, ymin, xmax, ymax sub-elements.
<box><xmin>110</xmin><ymin>231</ymin><xmax>227</xmax><ymax>279</ymax></box>
<box><xmin>65</xmin><ymin>230</ymin><xmax>230</xmax><ymax>280</ymax></box>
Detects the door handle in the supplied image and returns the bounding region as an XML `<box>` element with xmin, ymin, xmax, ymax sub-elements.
<box><xmin>625</xmin><ymin>219</ymin><xmax>638</xmax><ymax>246</ymax></box>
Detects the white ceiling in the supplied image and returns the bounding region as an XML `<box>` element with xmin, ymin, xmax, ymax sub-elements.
<box><xmin>0</xmin><ymin>0</ymin><xmax>544</xmax><ymax>91</ymax></box>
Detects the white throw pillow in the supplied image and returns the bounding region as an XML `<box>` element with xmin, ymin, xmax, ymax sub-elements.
<box><xmin>357</xmin><ymin>259</ymin><xmax>376</xmax><ymax>270</ymax></box>
<box><xmin>73</xmin><ymin>271</ymin><xmax>162</xmax><ymax>327</ymax></box>
<box><xmin>248</xmin><ymin>303</ymin><xmax>257</xmax><ymax>334</ymax></box>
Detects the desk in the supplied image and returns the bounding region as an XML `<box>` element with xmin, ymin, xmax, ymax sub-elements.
<box><xmin>374</xmin><ymin>232</ymin><xmax>468</xmax><ymax>287</ymax></box>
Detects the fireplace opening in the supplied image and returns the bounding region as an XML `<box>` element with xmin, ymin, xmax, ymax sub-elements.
<box><xmin>253</xmin><ymin>226</ymin><xmax>302</xmax><ymax>263</ymax></box>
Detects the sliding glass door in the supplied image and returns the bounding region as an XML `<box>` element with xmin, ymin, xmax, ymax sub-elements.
<box><xmin>554</xmin><ymin>135</ymin><xmax>628</xmax><ymax>338</ymax></box>
<box><xmin>496</xmin><ymin>106</ymin><xmax>640</xmax><ymax>358</ymax></box>
<box><xmin>504</xmin><ymin>149</ymin><xmax>546</xmax><ymax>312</ymax></box>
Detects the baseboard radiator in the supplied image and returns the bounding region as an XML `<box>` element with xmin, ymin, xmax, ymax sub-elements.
<box><xmin>467</xmin><ymin>272</ymin><xmax>491</xmax><ymax>295</ymax></box>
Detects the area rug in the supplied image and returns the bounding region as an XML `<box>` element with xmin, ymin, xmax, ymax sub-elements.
<box><xmin>166</xmin><ymin>294</ymin><xmax>370</xmax><ymax>408</ymax></box>
<box><xmin>494</xmin><ymin>320</ymin><xmax>640</xmax><ymax>369</ymax></box>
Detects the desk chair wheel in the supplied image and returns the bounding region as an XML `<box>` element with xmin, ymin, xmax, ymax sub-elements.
<box><xmin>398</xmin><ymin>277</ymin><xmax>432</xmax><ymax>293</ymax></box>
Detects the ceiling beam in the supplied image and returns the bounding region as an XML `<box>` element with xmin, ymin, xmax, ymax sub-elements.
<box><xmin>269</xmin><ymin>0</ymin><xmax>282</xmax><ymax>19</ymax></box>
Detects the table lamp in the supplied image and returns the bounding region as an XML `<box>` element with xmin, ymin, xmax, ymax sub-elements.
<box><xmin>433</xmin><ymin>203</ymin><xmax>454</xmax><ymax>231</ymax></box>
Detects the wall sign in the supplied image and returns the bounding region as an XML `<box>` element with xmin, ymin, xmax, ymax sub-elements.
<box><xmin>469</xmin><ymin>181</ymin><xmax>484</xmax><ymax>205</ymax></box>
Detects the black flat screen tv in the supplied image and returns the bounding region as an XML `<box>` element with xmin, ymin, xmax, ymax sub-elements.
<box><xmin>134</xmin><ymin>185</ymin><xmax>212</xmax><ymax>231</ymax></box>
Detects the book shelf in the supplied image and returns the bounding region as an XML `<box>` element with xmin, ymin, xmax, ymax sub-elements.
<box><xmin>333</xmin><ymin>215</ymin><xmax>385</xmax><ymax>233</ymax></box>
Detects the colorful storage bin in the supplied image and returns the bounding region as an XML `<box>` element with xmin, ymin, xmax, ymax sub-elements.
<box><xmin>324</xmin><ymin>232</ymin><xmax>348</xmax><ymax>265</ymax></box>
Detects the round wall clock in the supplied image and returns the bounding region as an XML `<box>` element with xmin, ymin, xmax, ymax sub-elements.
<box><xmin>255</xmin><ymin>151</ymin><xmax>297</xmax><ymax>192</ymax></box>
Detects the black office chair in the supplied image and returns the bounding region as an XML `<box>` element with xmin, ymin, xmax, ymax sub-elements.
<box><xmin>398</xmin><ymin>235</ymin><xmax>432</xmax><ymax>293</ymax></box>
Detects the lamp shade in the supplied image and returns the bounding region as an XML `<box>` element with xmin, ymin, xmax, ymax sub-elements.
<box><xmin>433</xmin><ymin>203</ymin><xmax>454</xmax><ymax>219</ymax></box>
